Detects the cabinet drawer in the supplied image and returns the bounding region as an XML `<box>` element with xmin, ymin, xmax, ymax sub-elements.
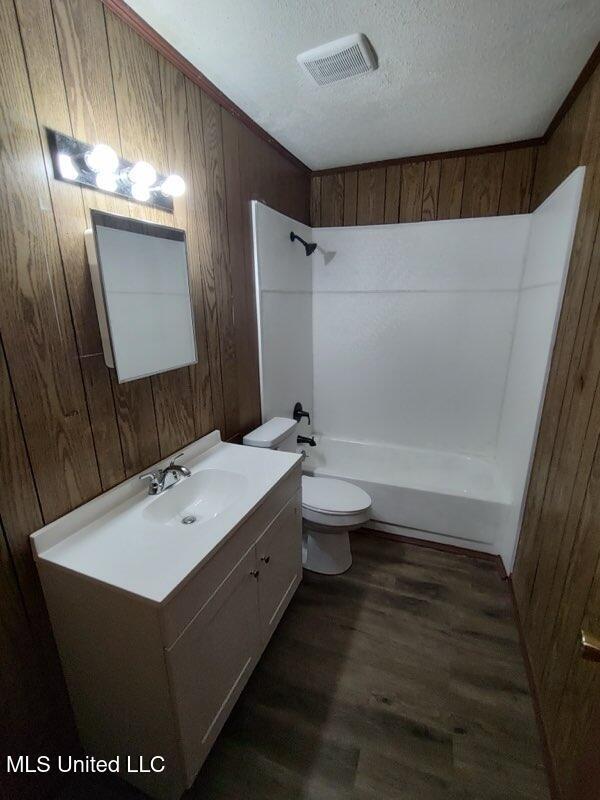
<box><xmin>165</xmin><ymin>548</ymin><xmax>260</xmax><ymax>785</ymax></box>
<box><xmin>161</xmin><ymin>464</ymin><xmax>301</xmax><ymax>647</ymax></box>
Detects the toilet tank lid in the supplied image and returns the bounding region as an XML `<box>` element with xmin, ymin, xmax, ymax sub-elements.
<box><xmin>243</xmin><ymin>417</ymin><xmax>298</xmax><ymax>448</ymax></box>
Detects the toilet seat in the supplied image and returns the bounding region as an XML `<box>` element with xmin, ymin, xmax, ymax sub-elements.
<box><xmin>302</xmin><ymin>476</ymin><xmax>371</xmax><ymax>514</ymax></box>
<box><xmin>301</xmin><ymin>476</ymin><xmax>371</xmax><ymax>529</ymax></box>
<box><xmin>301</xmin><ymin>476</ymin><xmax>371</xmax><ymax>573</ymax></box>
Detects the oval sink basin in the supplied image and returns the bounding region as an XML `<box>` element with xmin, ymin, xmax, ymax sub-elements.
<box><xmin>144</xmin><ymin>469</ymin><xmax>248</xmax><ymax>527</ymax></box>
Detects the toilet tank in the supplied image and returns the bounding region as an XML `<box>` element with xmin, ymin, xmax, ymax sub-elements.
<box><xmin>243</xmin><ymin>418</ymin><xmax>298</xmax><ymax>453</ymax></box>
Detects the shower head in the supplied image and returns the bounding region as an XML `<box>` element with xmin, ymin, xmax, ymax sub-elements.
<box><xmin>290</xmin><ymin>231</ymin><xmax>317</xmax><ymax>256</ymax></box>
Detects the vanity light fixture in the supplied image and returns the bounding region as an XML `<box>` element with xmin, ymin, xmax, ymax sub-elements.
<box><xmin>85</xmin><ymin>143</ymin><xmax>119</xmax><ymax>175</ymax></box>
<box><xmin>131</xmin><ymin>182</ymin><xmax>151</xmax><ymax>202</ymax></box>
<box><xmin>57</xmin><ymin>153</ymin><xmax>78</xmax><ymax>181</ymax></box>
<box><xmin>46</xmin><ymin>128</ymin><xmax>184</xmax><ymax>212</ymax></box>
<box><xmin>161</xmin><ymin>174</ymin><xmax>186</xmax><ymax>198</ymax></box>
<box><xmin>96</xmin><ymin>172</ymin><xmax>118</xmax><ymax>193</ymax></box>
<box><xmin>129</xmin><ymin>160</ymin><xmax>157</xmax><ymax>187</ymax></box>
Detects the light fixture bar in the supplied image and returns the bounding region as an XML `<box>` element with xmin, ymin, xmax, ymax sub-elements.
<box><xmin>46</xmin><ymin>129</ymin><xmax>181</xmax><ymax>213</ymax></box>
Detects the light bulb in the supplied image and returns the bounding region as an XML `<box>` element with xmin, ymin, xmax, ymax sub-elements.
<box><xmin>129</xmin><ymin>161</ymin><xmax>156</xmax><ymax>186</ymax></box>
<box><xmin>58</xmin><ymin>153</ymin><xmax>78</xmax><ymax>181</ymax></box>
<box><xmin>131</xmin><ymin>182</ymin><xmax>150</xmax><ymax>202</ymax></box>
<box><xmin>85</xmin><ymin>144</ymin><xmax>119</xmax><ymax>174</ymax></box>
<box><xmin>160</xmin><ymin>174</ymin><xmax>186</xmax><ymax>197</ymax></box>
<box><xmin>96</xmin><ymin>172</ymin><xmax>118</xmax><ymax>192</ymax></box>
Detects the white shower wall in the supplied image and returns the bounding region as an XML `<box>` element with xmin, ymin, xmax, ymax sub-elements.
<box><xmin>496</xmin><ymin>168</ymin><xmax>585</xmax><ymax>568</ymax></box>
<box><xmin>251</xmin><ymin>202</ymin><xmax>314</xmax><ymax>426</ymax></box>
<box><xmin>312</xmin><ymin>217</ymin><xmax>531</xmax><ymax>456</ymax></box>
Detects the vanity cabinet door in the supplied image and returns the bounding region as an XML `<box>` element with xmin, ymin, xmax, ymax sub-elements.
<box><xmin>165</xmin><ymin>547</ymin><xmax>260</xmax><ymax>784</ymax></box>
<box><xmin>256</xmin><ymin>491</ymin><xmax>302</xmax><ymax>645</ymax></box>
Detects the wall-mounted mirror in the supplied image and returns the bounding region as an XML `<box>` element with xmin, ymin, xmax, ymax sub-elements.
<box><xmin>85</xmin><ymin>211</ymin><xmax>197</xmax><ymax>383</ymax></box>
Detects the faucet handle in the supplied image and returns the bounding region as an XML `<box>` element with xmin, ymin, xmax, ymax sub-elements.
<box><xmin>139</xmin><ymin>471</ymin><xmax>159</xmax><ymax>488</ymax></box>
<box><xmin>293</xmin><ymin>402</ymin><xmax>311</xmax><ymax>425</ymax></box>
<box><xmin>169</xmin><ymin>452</ymin><xmax>185</xmax><ymax>466</ymax></box>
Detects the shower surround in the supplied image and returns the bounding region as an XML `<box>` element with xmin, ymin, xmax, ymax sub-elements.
<box><xmin>252</xmin><ymin>167</ymin><xmax>584</xmax><ymax>569</ymax></box>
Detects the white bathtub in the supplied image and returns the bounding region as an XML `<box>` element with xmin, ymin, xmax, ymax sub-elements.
<box><xmin>303</xmin><ymin>436</ymin><xmax>510</xmax><ymax>549</ymax></box>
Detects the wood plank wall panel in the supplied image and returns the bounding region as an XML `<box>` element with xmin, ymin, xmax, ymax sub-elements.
<box><xmin>201</xmin><ymin>93</ymin><xmax>239</xmax><ymax>438</ymax></box>
<box><xmin>437</xmin><ymin>156</ymin><xmax>466</xmax><ymax>219</ymax></box>
<box><xmin>399</xmin><ymin>162</ymin><xmax>425</xmax><ymax>222</ymax></box>
<box><xmin>512</xmin><ymin>60</ymin><xmax>600</xmax><ymax>798</ymax></box>
<box><xmin>321</xmin><ymin>173</ymin><xmax>344</xmax><ymax>226</ymax></box>
<box><xmin>310</xmin><ymin>175</ymin><xmax>321</xmax><ymax>227</ymax></box>
<box><xmin>181</xmin><ymin>82</ymin><xmax>217</xmax><ymax>440</ymax></box>
<box><xmin>159</xmin><ymin>55</ymin><xmax>204</xmax><ymax>450</ymax></box>
<box><xmin>186</xmin><ymin>78</ymin><xmax>227</xmax><ymax>435</ymax></box>
<box><xmin>499</xmin><ymin>147</ymin><xmax>537</xmax><ymax>214</ymax></box>
<box><xmin>384</xmin><ymin>165</ymin><xmax>401</xmax><ymax>223</ymax></box>
<box><xmin>460</xmin><ymin>151</ymin><xmax>505</xmax><ymax>218</ymax></box>
<box><xmin>221</xmin><ymin>109</ymin><xmax>253</xmax><ymax>433</ymax></box>
<box><xmin>0</xmin><ymin>343</ymin><xmax>46</xmax><ymax>627</ymax></box>
<box><xmin>421</xmin><ymin>159</ymin><xmax>442</xmax><ymax>221</ymax></box>
<box><xmin>312</xmin><ymin>147</ymin><xmax>536</xmax><ymax>226</ymax></box>
<box><xmin>233</xmin><ymin>122</ymin><xmax>264</xmax><ymax>430</ymax></box>
<box><xmin>0</xmin><ymin>0</ymin><xmax>310</xmax><ymax>788</ymax></box>
<box><xmin>343</xmin><ymin>171</ymin><xmax>358</xmax><ymax>225</ymax></box>
<box><xmin>356</xmin><ymin>167</ymin><xmax>386</xmax><ymax>224</ymax></box>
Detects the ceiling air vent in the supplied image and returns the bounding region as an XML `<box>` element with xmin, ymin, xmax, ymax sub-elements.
<box><xmin>297</xmin><ymin>34</ymin><xmax>377</xmax><ymax>86</ymax></box>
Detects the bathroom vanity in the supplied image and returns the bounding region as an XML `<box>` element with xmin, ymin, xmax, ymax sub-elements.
<box><xmin>31</xmin><ymin>431</ymin><xmax>302</xmax><ymax>799</ymax></box>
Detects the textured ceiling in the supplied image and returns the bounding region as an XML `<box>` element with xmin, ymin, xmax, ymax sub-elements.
<box><xmin>126</xmin><ymin>0</ymin><xmax>600</xmax><ymax>170</ymax></box>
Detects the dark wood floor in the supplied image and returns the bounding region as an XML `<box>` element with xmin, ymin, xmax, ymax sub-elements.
<box><xmin>55</xmin><ymin>532</ymin><xmax>549</xmax><ymax>800</ymax></box>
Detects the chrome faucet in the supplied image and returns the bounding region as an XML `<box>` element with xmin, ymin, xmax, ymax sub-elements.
<box><xmin>139</xmin><ymin>453</ymin><xmax>191</xmax><ymax>495</ymax></box>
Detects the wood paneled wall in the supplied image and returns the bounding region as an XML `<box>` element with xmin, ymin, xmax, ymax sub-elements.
<box><xmin>0</xmin><ymin>0</ymin><xmax>309</xmax><ymax>791</ymax></box>
<box><xmin>311</xmin><ymin>146</ymin><xmax>538</xmax><ymax>226</ymax></box>
<box><xmin>512</xmin><ymin>58</ymin><xmax>600</xmax><ymax>798</ymax></box>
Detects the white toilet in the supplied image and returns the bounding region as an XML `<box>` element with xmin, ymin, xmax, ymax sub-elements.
<box><xmin>243</xmin><ymin>417</ymin><xmax>371</xmax><ymax>575</ymax></box>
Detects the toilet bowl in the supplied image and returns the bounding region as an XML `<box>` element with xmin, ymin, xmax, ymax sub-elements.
<box><xmin>301</xmin><ymin>475</ymin><xmax>371</xmax><ymax>574</ymax></box>
<box><xmin>243</xmin><ymin>417</ymin><xmax>372</xmax><ymax>575</ymax></box>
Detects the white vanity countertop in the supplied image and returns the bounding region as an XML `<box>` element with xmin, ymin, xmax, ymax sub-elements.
<box><xmin>31</xmin><ymin>431</ymin><xmax>301</xmax><ymax>605</ymax></box>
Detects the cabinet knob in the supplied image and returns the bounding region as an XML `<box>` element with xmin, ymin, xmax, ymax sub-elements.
<box><xmin>261</xmin><ymin>555</ymin><xmax>271</xmax><ymax>564</ymax></box>
<box><xmin>250</xmin><ymin>569</ymin><xmax>260</xmax><ymax>579</ymax></box>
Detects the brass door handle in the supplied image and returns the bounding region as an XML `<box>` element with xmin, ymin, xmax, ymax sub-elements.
<box><xmin>580</xmin><ymin>629</ymin><xmax>600</xmax><ymax>662</ymax></box>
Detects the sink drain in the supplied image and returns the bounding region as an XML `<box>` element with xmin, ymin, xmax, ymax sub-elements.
<box><xmin>181</xmin><ymin>515</ymin><xmax>197</xmax><ymax>525</ymax></box>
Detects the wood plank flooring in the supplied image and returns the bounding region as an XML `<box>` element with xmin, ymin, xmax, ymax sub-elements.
<box><xmin>54</xmin><ymin>533</ymin><xmax>548</xmax><ymax>800</ymax></box>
